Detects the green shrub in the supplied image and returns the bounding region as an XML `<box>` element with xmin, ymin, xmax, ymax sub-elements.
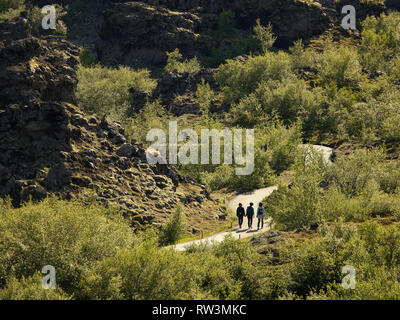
<box><xmin>216</xmin><ymin>52</ymin><xmax>293</xmax><ymax>105</ymax></box>
<box><xmin>336</xmin><ymin>82</ymin><xmax>400</xmax><ymax>142</ymax></box>
<box><xmin>0</xmin><ymin>0</ymin><xmax>23</xmax><ymax>12</ymax></box>
<box><xmin>359</xmin><ymin>13</ymin><xmax>400</xmax><ymax>75</ymax></box>
<box><xmin>289</xmin><ymin>39</ymin><xmax>314</xmax><ymax>71</ymax></box>
<box><xmin>0</xmin><ymin>0</ymin><xmax>24</xmax><ymax>21</ymax></box>
<box><xmin>381</xmin><ymin>114</ymin><xmax>400</xmax><ymax>142</ymax></box>
<box><xmin>218</xmin><ymin>10</ymin><xmax>236</xmax><ymax>33</ymax></box>
<box><xmin>187</xmin><ymin>122</ymin><xmax>298</xmax><ymax>192</ymax></box>
<box><xmin>280</xmin><ymin>222</ymin><xmax>358</xmax><ymax>297</ymax></box>
<box><xmin>159</xmin><ymin>205</ymin><xmax>187</xmax><ymax>246</ymax></box>
<box><xmin>212</xmin><ymin>236</ymin><xmax>287</xmax><ymax>299</ymax></box>
<box><xmin>79</xmin><ymin>48</ymin><xmax>97</xmax><ymax>67</ymax></box>
<box><xmin>307</xmin><ymin>222</ymin><xmax>400</xmax><ymax>300</ymax></box>
<box><xmin>377</xmin><ymin>161</ymin><xmax>400</xmax><ymax>193</ymax></box>
<box><xmin>124</xmin><ymin>100</ymin><xmax>173</xmax><ymax>145</ymax></box>
<box><xmin>317</xmin><ymin>186</ymin><xmax>369</xmax><ymax>222</ymax></box>
<box><xmin>200</xmin><ymin>164</ymin><xmax>236</xmax><ymax>192</ymax></box>
<box><xmin>286</xmin><ymin>239</ymin><xmax>345</xmax><ymax>297</ymax></box>
<box><xmin>257</xmin><ymin>122</ymin><xmax>302</xmax><ymax>173</ymax></box>
<box><xmin>80</xmin><ymin>236</ymin><xmax>241</xmax><ymax>300</ymax></box>
<box><xmin>232</xmin><ymin>77</ymin><xmax>325</xmax><ymax>129</ymax></box>
<box><xmin>77</xmin><ymin>65</ymin><xmax>156</xmax><ymax>121</ymax></box>
<box><xmin>316</xmin><ymin>182</ymin><xmax>400</xmax><ymax>222</ymax></box>
<box><xmin>316</xmin><ymin>45</ymin><xmax>363</xmax><ymax>88</ymax></box>
<box><xmin>164</xmin><ymin>49</ymin><xmax>201</xmax><ymax>74</ymax></box>
<box><xmin>195</xmin><ymin>80</ymin><xmax>218</xmax><ymax>116</ymax></box>
<box><xmin>308</xmin><ymin>268</ymin><xmax>400</xmax><ymax>300</ymax></box>
<box><xmin>28</xmin><ymin>5</ymin><xmax>68</xmax><ymax>37</ymax></box>
<box><xmin>210</xmin><ymin>37</ymin><xmax>257</xmax><ymax>65</ymax></box>
<box><xmin>324</xmin><ymin>148</ymin><xmax>385</xmax><ymax>197</ymax></box>
<box><xmin>266</xmin><ymin>176</ymin><xmax>322</xmax><ymax>231</ymax></box>
<box><xmin>0</xmin><ymin>198</ymin><xmax>135</xmax><ymax>293</ymax></box>
<box><xmin>253</xmin><ymin>19</ymin><xmax>276</xmax><ymax>53</ymax></box>
<box><xmin>0</xmin><ymin>273</ymin><xmax>70</xmax><ymax>300</ymax></box>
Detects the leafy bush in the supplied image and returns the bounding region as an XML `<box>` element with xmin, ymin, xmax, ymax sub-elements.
<box><xmin>77</xmin><ymin>65</ymin><xmax>156</xmax><ymax>121</ymax></box>
<box><xmin>286</xmin><ymin>238</ymin><xmax>345</xmax><ymax>297</ymax></box>
<box><xmin>266</xmin><ymin>176</ymin><xmax>322</xmax><ymax>231</ymax></box>
<box><xmin>289</xmin><ymin>40</ymin><xmax>314</xmax><ymax>71</ymax></box>
<box><xmin>164</xmin><ymin>49</ymin><xmax>201</xmax><ymax>74</ymax></box>
<box><xmin>228</xmin><ymin>147</ymin><xmax>275</xmax><ymax>192</ymax></box>
<box><xmin>233</xmin><ymin>78</ymin><xmax>324</xmax><ymax>127</ymax></box>
<box><xmin>359</xmin><ymin>13</ymin><xmax>400</xmax><ymax>76</ymax></box>
<box><xmin>0</xmin><ymin>0</ymin><xmax>23</xmax><ymax>12</ymax></box>
<box><xmin>28</xmin><ymin>5</ymin><xmax>68</xmax><ymax>37</ymax></box>
<box><xmin>80</xmin><ymin>235</ymin><xmax>241</xmax><ymax>300</ymax></box>
<box><xmin>324</xmin><ymin>148</ymin><xmax>384</xmax><ymax>197</ymax></box>
<box><xmin>0</xmin><ymin>273</ymin><xmax>70</xmax><ymax>300</ymax></box>
<box><xmin>200</xmin><ymin>164</ymin><xmax>236</xmax><ymax>192</ymax></box>
<box><xmin>210</xmin><ymin>37</ymin><xmax>258</xmax><ymax>65</ymax></box>
<box><xmin>381</xmin><ymin>114</ymin><xmax>400</xmax><ymax>142</ymax></box>
<box><xmin>316</xmin><ymin>45</ymin><xmax>363</xmax><ymax>88</ymax></box>
<box><xmin>195</xmin><ymin>80</ymin><xmax>218</xmax><ymax>116</ymax></box>
<box><xmin>188</xmin><ymin>121</ymin><xmax>298</xmax><ymax>192</ymax></box>
<box><xmin>0</xmin><ymin>198</ymin><xmax>135</xmax><ymax>293</ymax></box>
<box><xmin>253</xmin><ymin>19</ymin><xmax>276</xmax><ymax>53</ymax></box>
<box><xmin>124</xmin><ymin>100</ymin><xmax>173</xmax><ymax>145</ymax></box>
<box><xmin>0</xmin><ymin>0</ymin><xmax>23</xmax><ymax>22</ymax></box>
<box><xmin>307</xmin><ymin>222</ymin><xmax>400</xmax><ymax>300</ymax></box>
<box><xmin>218</xmin><ymin>10</ymin><xmax>236</xmax><ymax>33</ymax></box>
<box><xmin>216</xmin><ymin>52</ymin><xmax>293</xmax><ymax>105</ymax></box>
<box><xmin>159</xmin><ymin>205</ymin><xmax>187</xmax><ymax>246</ymax></box>
<box><xmin>262</xmin><ymin>123</ymin><xmax>302</xmax><ymax>173</ymax></box>
<box><xmin>79</xmin><ymin>48</ymin><xmax>97</xmax><ymax>67</ymax></box>
<box><xmin>212</xmin><ymin>236</ymin><xmax>288</xmax><ymax>299</ymax></box>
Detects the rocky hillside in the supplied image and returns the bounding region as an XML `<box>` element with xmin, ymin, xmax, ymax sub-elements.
<box><xmin>0</xmin><ymin>17</ymin><xmax>226</xmax><ymax>232</ymax></box>
<box><xmin>95</xmin><ymin>0</ymin><xmax>386</xmax><ymax>69</ymax></box>
<box><xmin>31</xmin><ymin>0</ymin><xmax>389</xmax><ymax>69</ymax></box>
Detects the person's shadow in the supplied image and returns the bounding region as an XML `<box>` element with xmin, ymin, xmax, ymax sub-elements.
<box><xmin>246</xmin><ymin>229</ymin><xmax>258</xmax><ymax>233</ymax></box>
<box><xmin>240</xmin><ymin>191</ymin><xmax>257</xmax><ymax>196</ymax></box>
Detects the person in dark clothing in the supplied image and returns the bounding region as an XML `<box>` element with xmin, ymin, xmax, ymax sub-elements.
<box><xmin>246</xmin><ymin>203</ymin><xmax>255</xmax><ymax>229</ymax></box>
<box><xmin>236</xmin><ymin>203</ymin><xmax>245</xmax><ymax>229</ymax></box>
<box><xmin>257</xmin><ymin>202</ymin><xmax>265</xmax><ymax>230</ymax></box>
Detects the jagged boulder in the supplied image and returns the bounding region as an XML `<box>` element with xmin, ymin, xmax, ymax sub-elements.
<box><xmin>152</xmin><ymin>68</ymin><xmax>218</xmax><ymax>115</ymax></box>
<box><xmin>96</xmin><ymin>1</ymin><xmax>210</xmax><ymax>69</ymax></box>
<box><xmin>129</xmin><ymin>68</ymin><xmax>220</xmax><ymax>116</ymax></box>
<box><xmin>0</xmin><ymin>14</ymin><xmax>30</xmax><ymax>41</ymax></box>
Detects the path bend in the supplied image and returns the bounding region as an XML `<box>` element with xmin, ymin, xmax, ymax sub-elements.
<box><xmin>172</xmin><ymin>145</ymin><xmax>333</xmax><ymax>251</ymax></box>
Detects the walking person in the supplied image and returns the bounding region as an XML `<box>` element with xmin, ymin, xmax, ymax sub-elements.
<box><xmin>246</xmin><ymin>203</ymin><xmax>255</xmax><ymax>229</ymax></box>
<box><xmin>236</xmin><ymin>203</ymin><xmax>245</xmax><ymax>229</ymax></box>
<box><xmin>257</xmin><ymin>203</ymin><xmax>265</xmax><ymax>230</ymax></box>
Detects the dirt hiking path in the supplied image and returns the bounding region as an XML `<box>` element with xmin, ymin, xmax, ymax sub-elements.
<box><xmin>172</xmin><ymin>145</ymin><xmax>333</xmax><ymax>251</ymax></box>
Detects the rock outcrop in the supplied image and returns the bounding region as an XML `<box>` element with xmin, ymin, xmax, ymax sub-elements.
<box><xmin>96</xmin><ymin>2</ymin><xmax>213</xmax><ymax>69</ymax></box>
<box><xmin>386</xmin><ymin>0</ymin><xmax>400</xmax><ymax>10</ymax></box>
<box><xmin>0</xmin><ymin>17</ymin><xmax>222</xmax><ymax>231</ymax></box>
<box><xmin>95</xmin><ymin>0</ymin><xmax>387</xmax><ymax>69</ymax></box>
<box><xmin>130</xmin><ymin>68</ymin><xmax>220</xmax><ymax>116</ymax></box>
<box><xmin>160</xmin><ymin>68</ymin><xmax>219</xmax><ymax>116</ymax></box>
<box><xmin>30</xmin><ymin>0</ymin><xmax>388</xmax><ymax>69</ymax></box>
